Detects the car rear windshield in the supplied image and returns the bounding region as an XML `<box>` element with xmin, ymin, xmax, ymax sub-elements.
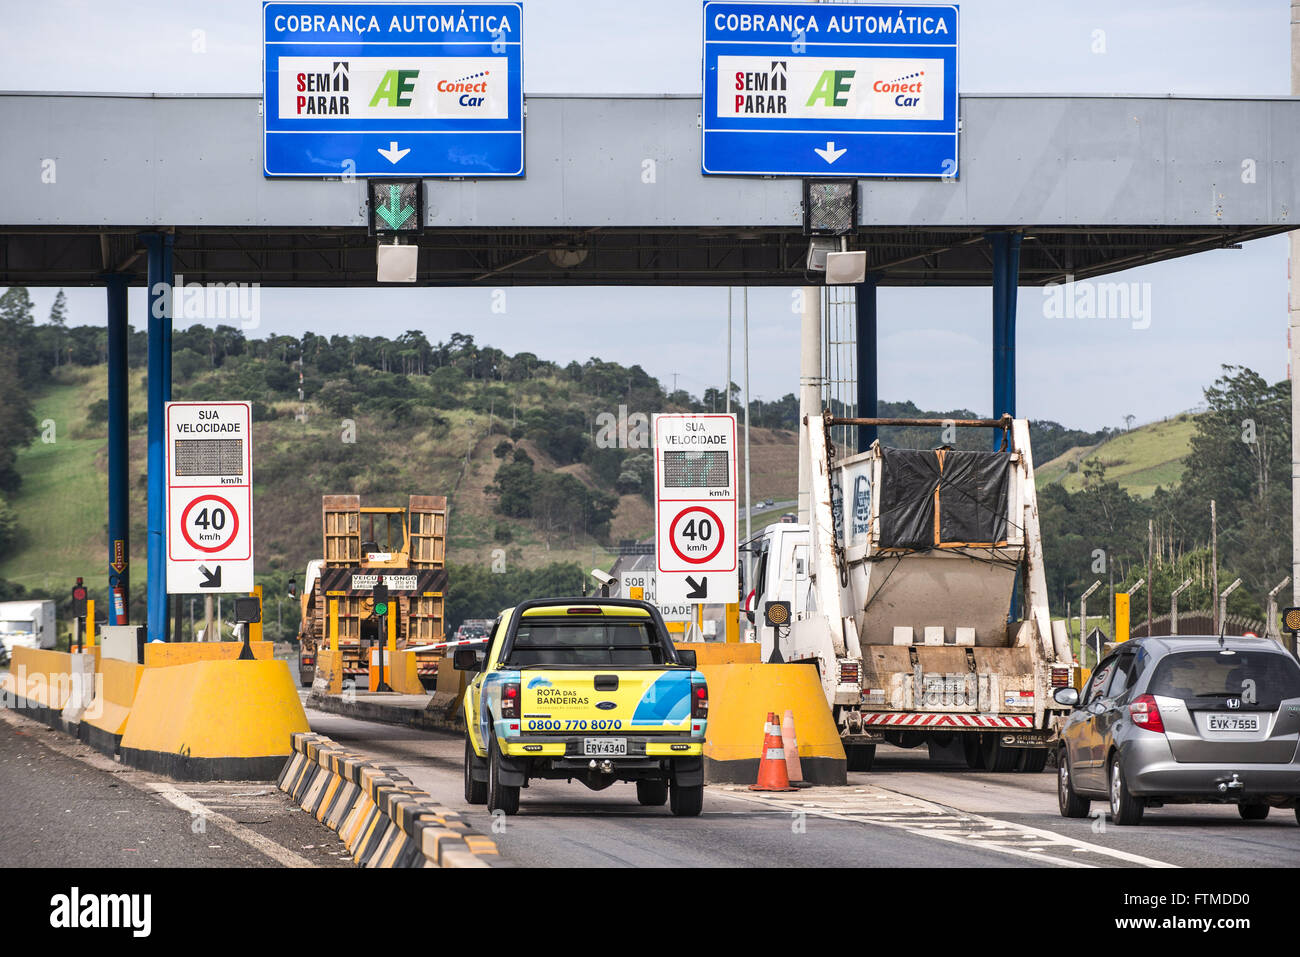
<box><xmin>505</xmin><ymin>619</ymin><xmax>670</xmax><ymax>667</ymax></box>
<box><xmin>1147</xmin><ymin>649</ymin><xmax>1300</xmax><ymax>706</ymax></box>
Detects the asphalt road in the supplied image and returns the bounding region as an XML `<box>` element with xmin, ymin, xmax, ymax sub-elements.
<box><xmin>0</xmin><ymin>710</ymin><xmax>350</xmax><ymax>868</ymax></box>
<box><xmin>305</xmin><ymin>707</ymin><xmax>1298</xmax><ymax>868</ymax></box>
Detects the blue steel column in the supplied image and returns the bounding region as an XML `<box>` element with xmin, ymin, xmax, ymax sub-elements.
<box><xmin>855</xmin><ymin>276</ymin><xmax>878</xmax><ymax>453</ymax></box>
<box><xmin>145</xmin><ymin>234</ymin><xmax>174</xmax><ymax>643</ymax></box>
<box><xmin>989</xmin><ymin>232</ymin><xmax>1022</xmax><ymax>422</ymax></box>
<box><xmin>105</xmin><ymin>274</ymin><xmax>131</xmax><ymax>624</ymax></box>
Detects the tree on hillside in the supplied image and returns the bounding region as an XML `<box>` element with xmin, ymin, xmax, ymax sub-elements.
<box><xmin>0</xmin><ymin>287</ymin><xmax>39</xmax><ymax>491</ymax></box>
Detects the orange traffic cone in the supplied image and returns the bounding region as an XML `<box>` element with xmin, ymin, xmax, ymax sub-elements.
<box><xmin>781</xmin><ymin>709</ymin><xmax>810</xmax><ymax>788</ymax></box>
<box><xmin>750</xmin><ymin>711</ymin><xmax>797</xmax><ymax>792</ymax></box>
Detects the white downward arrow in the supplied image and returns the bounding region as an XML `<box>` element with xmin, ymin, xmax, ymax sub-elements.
<box><xmin>377</xmin><ymin>141</ymin><xmax>410</xmax><ymax>164</ymax></box>
<box><xmin>814</xmin><ymin>141</ymin><xmax>848</xmax><ymax>164</ymax></box>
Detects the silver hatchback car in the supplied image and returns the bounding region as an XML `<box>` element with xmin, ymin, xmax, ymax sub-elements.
<box><xmin>1053</xmin><ymin>635</ymin><xmax>1300</xmax><ymax>825</ymax></box>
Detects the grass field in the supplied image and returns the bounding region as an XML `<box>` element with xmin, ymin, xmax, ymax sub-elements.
<box><xmin>1036</xmin><ymin>414</ymin><xmax>1196</xmax><ymax>498</ymax></box>
<box><xmin>0</xmin><ymin>366</ymin><xmax>146</xmax><ymax>590</ymax></box>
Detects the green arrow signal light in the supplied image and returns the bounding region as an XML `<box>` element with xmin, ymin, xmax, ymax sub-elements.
<box><xmin>374</xmin><ymin>184</ymin><xmax>415</xmax><ymax>230</ymax></box>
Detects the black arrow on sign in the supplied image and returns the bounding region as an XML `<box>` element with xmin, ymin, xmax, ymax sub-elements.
<box><xmin>685</xmin><ymin>575</ymin><xmax>708</xmax><ymax>600</ymax></box>
<box><xmin>198</xmin><ymin>565</ymin><xmax>222</xmax><ymax>588</ymax></box>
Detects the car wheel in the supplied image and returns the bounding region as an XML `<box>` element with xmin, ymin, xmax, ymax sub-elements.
<box><xmin>962</xmin><ymin>735</ymin><xmax>986</xmax><ymax>770</ymax></box>
<box><xmin>1018</xmin><ymin>748</ymin><xmax>1049</xmax><ymax>773</ymax></box>
<box><xmin>463</xmin><ymin>737</ymin><xmax>487</xmax><ymax>805</ymax></box>
<box><xmin>636</xmin><ymin>780</ymin><xmax>669</xmax><ymax>806</ymax></box>
<box><xmin>1057</xmin><ymin>749</ymin><xmax>1090</xmax><ymax>818</ymax></box>
<box><xmin>669</xmin><ymin>780</ymin><xmax>704</xmax><ymax>817</ymax></box>
<box><xmin>1108</xmin><ymin>753</ymin><xmax>1144</xmax><ymax>825</ymax></box>
<box><xmin>486</xmin><ymin>735</ymin><xmax>520</xmax><ymax>816</ymax></box>
<box><xmin>981</xmin><ymin>734</ymin><xmax>1019</xmax><ymax>772</ymax></box>
<box><xmin>845</xmin><ymin>743</ymin><xmax>876</xmax><ymax>772</ymax></box>
<box><xmin>1238</xmin><ymin>803</ymin><xmax>1270</xmax><ymax>821</ymax></box>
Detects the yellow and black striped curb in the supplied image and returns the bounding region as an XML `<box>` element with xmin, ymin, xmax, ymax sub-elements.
<box><xmin>277</xmin><ymin>732</ymin><xmax>509</xmax><ymax>868</ymax></box>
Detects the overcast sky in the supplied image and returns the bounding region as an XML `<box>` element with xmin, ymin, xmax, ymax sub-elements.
<box><xmin>1</xmin><ymin>0</ymin><xmax>1292</xmax><ymax>430</ymax></box>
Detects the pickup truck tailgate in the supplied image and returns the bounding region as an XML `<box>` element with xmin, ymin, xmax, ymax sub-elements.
<box><xmin>522</xmin><ymin>669</ymin><xmax>694</xmax><ymax>732</ymax></box>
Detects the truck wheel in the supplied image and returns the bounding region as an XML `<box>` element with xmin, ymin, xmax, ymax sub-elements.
<box><xmin>636</xmin><ymin>780</ymin><xmax>669</xmax><ymax>806</ymax></box>
<box><xmin>1108</xmin><ymin>753</ymin><xmax>1144</xmax><ymax>825</ymax></box>
<box><xmin>1018</xmin><ymin>748</ymin><xmax>1049</xmax><ymax>773</ymax></box>
<box><xmin>981</xmin><ymin>734</ymin><xmax>1019</xmax><ymax>772</ymax></box>
<box><xmin>1238</xmin><ymin>803</ymin><xmax>1269</xmax><ymax>821</ymax></box>
<box><xmin>669</xmin><ymin>781</ymin><xmax>704</xmax><ymax>817</ymax></box>
<box><xmin>1057</xmin><ymin>749</ymin><xmax>1090</xmax><ymax>818</ymax></box>
<box><xmin>464</xmin><ymin>737</ymin><xmax>487</xmax><ymax>805</ymax></box>
<box><xmin>845</xmin><ymin>743</ymin><xmax>876</xmax><ymax>772</ymax></box>
<box><xmin>487</xmin><ymin>736</ymin><xmax>520</xmax><ymax>816</ymax></box>
<box><xmin>962</xmin><ymin>735</ymin><xmax>986</xmax><ymax>770</ymax></box>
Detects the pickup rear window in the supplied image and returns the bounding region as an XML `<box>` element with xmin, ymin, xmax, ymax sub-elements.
<box><xmin>1148</xmin><ymin>650</ymin><xmax>1300</xmax><ymax>707</ymax></box>
<box><xmin>505</xmin><ymin>619</ymin><xmax>670</xmax><ymax>667</ymax></box>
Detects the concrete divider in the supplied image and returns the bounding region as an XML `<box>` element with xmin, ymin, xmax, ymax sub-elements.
<box><xmin>698</xmin><ymin>662</ymin><xmax>846</xmax><ymax>785</ymax></box>
<box><xmin>119</xmin><ymin>658</ymin><xmax>309</xmax><ymax>780</ymax></box>
<box><xmin>277</xmin><ymin>732</ymin><xmax>508</xmax><ymax>868</ymax></box>
<box><xmin>367</xmin><ymin>648</ymin><xmax>426</xmax><ymax>695</ymax></box>
<box><xmin>2</xmin><ymin>647</ymin><xmax>87</xmax><ymax>728</ymax></box>
<box><xmin>311</xmin><ymin>648</ymin><xmax>343</xmax><ymax>695</ymax></box>
<box><xmin>143</xmin><ymin>641</ymin><xmax>273</xmax><ymax>667</ymax></box>
<box><xmin>78</xmin><ymin>657</ymin><xmax>145</xmax><ymax>756</ymax></box>
<box><xmin>427</xmin><ymin>656</ymin><xmax>466</xmax><ymax>716</ymax></box>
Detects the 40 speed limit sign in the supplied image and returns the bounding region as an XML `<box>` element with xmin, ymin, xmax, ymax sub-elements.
<box><xmin>166</xmin><ymin>401</ymin><xmax>254</xmax><ymax>593</ymax></box>
<box><xmin>654</xmin><ymin>413</ymin><xmax>738</xmax><ymax>605</ymax></box>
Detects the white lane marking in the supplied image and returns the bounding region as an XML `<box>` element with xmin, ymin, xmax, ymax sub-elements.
<box><xmin>720</xmin><ymin>786</ymin><xmax>1178</xmax><ymax>869</ymax></box>
<box><xmin>867</xmin><ymin>785</ymin><xmax>1179</xmax><ymax>868</ymax></box>
<box><xmin>144</xmin><ymin>783</ymin><xmax>317</xmax><ymax>869</ymax></box>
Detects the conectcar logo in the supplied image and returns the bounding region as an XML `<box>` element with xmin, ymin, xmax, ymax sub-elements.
<box><xmin>872</xmin><ymin>70</ymin><xmax>925</xmax><ymax>108</ymax></box>
<box><xmin>436</xmin><ymin>70</ymin><xmax>492</xmax><ymax>107</ymax></box>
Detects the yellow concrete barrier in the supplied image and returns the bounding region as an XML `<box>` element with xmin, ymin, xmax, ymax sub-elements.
<box><xmin>119</xmin><ymin>658</ymin><xmax>309</xmax><ymax>780</ymax></box>
<box><xmin>675</xmin><ymin>642</ymin><xmax>761</xmax><ymax>666</ymax></box>
<box><xmin>428</xmin><ymin>655</ymin><xmax>467</xmax><ymax>715</ymax></box>
<box><xmin>387</xmin><ymin>650</ymin><xmax>424</xmax><ymax>695</ymax></box>
<box><xmin>5</xmin><ymin>647</ymin><xmax>77</xmax><ymax>714</ymax></box>
<box><xmin>143</xmin><ymin>641</ymin><xmax>273</xmax><ymax>668</ymax></box>
<box><xmin>312</xmin><ymin>648</ymin><xmax>343</xmax><ymax>695</ymax></box>
<box><xmin>698</xmin><ymin>662</ymin><xmax>846</xmax><ymax>785</ymax></box>
<box><xmin>79</xmin><ymin>657</ymin><xmax>145</xmax><ymax>756</ymax></box>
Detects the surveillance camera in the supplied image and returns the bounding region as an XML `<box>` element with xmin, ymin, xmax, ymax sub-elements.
<box><xmin>590</xmin><ymin>569</ymin><xmax>616</xmax><ymax>588</ymax></box>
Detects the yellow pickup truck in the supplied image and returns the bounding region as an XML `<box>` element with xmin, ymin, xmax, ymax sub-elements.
<box><xmin>456</xmin><ymin>598</ymin><xmax>708</xmax><ymax>816</ymax></box>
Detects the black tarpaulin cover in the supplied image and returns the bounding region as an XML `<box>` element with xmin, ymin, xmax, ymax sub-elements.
<box><xmin>877</xmin><ymin>448</ymin><xmax>1010</xmax><ymax>549</ymax></box>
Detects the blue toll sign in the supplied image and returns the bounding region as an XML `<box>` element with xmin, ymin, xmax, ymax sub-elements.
<box><xmin>702</xmin><ymin>1</ymin><xmax>959</xmax><ymax>178</ymax></box>
<box><xmin>263</xmin><ymin>2</ymin><xmax>524</xmax><ymax>178</ymax></box>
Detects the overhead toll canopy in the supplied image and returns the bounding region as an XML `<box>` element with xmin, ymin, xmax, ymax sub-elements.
<box><xmin>1</xmin><ymin>91</ymin><xmax>1298</xmax><ymax>286</ymax></box>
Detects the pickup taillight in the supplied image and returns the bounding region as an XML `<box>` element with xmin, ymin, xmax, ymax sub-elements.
<box><xmin>501</xmin><ymin>680</ymin><xmax>520</xmax><ymax>719</ymax></box>
<box><xmin>691</xmin><ymin>681</ymin><xmax>708</xmax><ymax>719</ymax></box>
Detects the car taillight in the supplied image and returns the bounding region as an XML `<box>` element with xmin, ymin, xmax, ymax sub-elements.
<box><xmin>501</xmin><ymin>681</ymin><xmax>520</xmax><ymax>719</ymax></box>
<box><xmin>1051</xmin><ymin>667</ymin><xmax>1070</xmax><ymax>688</ymax></box>
<box><xmin>1129</xmin><ymin>694</ymin><xmax>1165</xmax><ymax>733</ymax></box>
<box><xmin>691</xmin><ymin>682</ymin><xmax>708</xmax><ymax>719</ymax></box>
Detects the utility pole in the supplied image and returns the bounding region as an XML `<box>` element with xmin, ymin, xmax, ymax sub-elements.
<box><xmin>743</xmin><ymin>287</ymin><xmax>752</xmax><ymax>588</ymax></box>
<box><xmin>1290</xmin><ymin>0</ymin><xmax>1300</xmax><ymax>615</ymax></box>
<box><xmin>1147</xmin><ymin>519</ymin><xmax>1154</xmax><ymax>638</ymax></box>
<box><xmin>1211</xmin><ymin>499</ymin><xmax>1219</xmax><ymax>632</ymax></box>
<box><xmin>1170</xmin><ymin>578</ymin><xmax>1193</xmax><ymax>635</ymax></box>
<box><xmin>726</xmin><ymin>288</ymin><xmax>732</xmax><ymax>415</ymax></box>
<box><xmin>798</xmin><ymin>287</ymin><xmax>822</xmax><ymax>524</ymax></box>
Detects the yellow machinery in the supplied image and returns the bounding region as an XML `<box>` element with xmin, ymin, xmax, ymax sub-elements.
<box><xmin>297</xmin><ymin>495</ymin><xmax>448</xmax><ymax>686</ymax></box>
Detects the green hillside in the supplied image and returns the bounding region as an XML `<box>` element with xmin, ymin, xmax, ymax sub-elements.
<box><xmin>1036</xmin><ymin>413</ymin><xmax>1196</xmax><ymax>498</ymax></box>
